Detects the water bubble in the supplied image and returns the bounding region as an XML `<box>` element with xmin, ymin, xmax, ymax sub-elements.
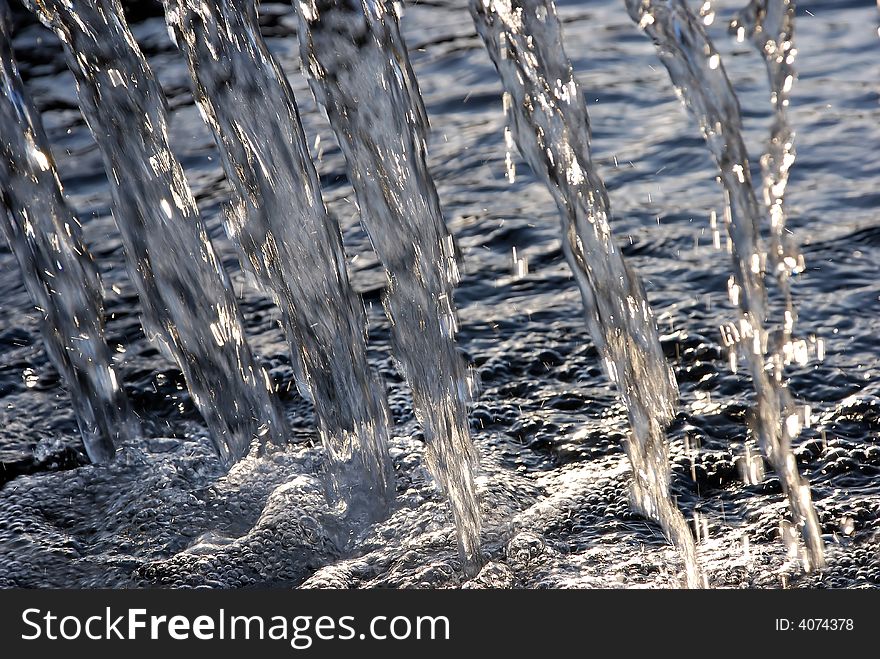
<box><xmin>22</xmin><ymin>367</ymin><xmax>39</xmax><ymax>388</ymax></box>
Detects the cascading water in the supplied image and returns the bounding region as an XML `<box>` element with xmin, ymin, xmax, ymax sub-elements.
<box><xmin>471</xmin><ymin>0</ymin><xmax>703</xmax><ymax>588</ymax></box>
<box><xmin>23</xmin><ymin>0</ymin><xmax>286</xmax><ymax>469</ymax></box>
<box><xmin>625</xmin><ymin>0</ymin><xmax>824</xmax><ymax>570</ymax></box>
<box><xmin>0</xmin><ymin>2</ymin><xmax>138</xmax><ymax>463</ymax></box>
<box><xmin>293</xmin><ymin>0</ymin><xmax>482</xmax><ymax>573</ymax></box>
<box><xmin>729</xmin><ymin>1</ymin><xmax>804</xmax><ymax>367</ymax></box>
<box><xmin>2</xmin><ymin>0</ymin><xmax>876</xmax><ymax>590</ymax></box>
<box><xmin>730</xmin><ymin>0</ymin><xmax>800</xmax><ymax>317</ymax></box>
<box><xmin>162</xmin><ymin>0</ymin><xmax>393</xmax><ymax>526</ymax></box>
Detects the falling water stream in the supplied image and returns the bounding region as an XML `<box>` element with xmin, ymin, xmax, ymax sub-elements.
<box><xmin>1</xmin><ymin>0</ymin><xmax>875</xmax><ymax>589</ymax></box>
<box><xmin>730</xmin><ymin>0</ymin><xmax>802</xmax><ymax>328</ymax></box>
<box><xmin>625</xmin><ymin>0</ymin><xmax>824</xmax><ymax>570</ymax></box>
<box><xmin>0</xmin><ymin>2</ymin><xmax>138</xmax><ymax>463</ymax></box>
<box><xmin>471</xmin><ymin>0</ymin><xmax>702</xmax><ymax>588</ymax></box>
<box><xmin>294</xmin><ymin>0</ymin><xmax>482</xmax><ymax>573</ymax></box>
<box><xmin>162</xmin><ymin>0</ymin><xmax>393</xmax><ymax>527</ymax></box>
<box><xmin>22</xmin><ymin>0</ymin><xmax>286</xmax><ymax>468</ymax></box>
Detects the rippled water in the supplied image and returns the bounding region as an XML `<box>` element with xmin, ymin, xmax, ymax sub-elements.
<box><xmin>1</xmin><ymin>0</ymin><xmax>878</xmax><ymax>588</ymax></box>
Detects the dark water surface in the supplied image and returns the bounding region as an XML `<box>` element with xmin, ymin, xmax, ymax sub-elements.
<box><xmin>1</xmin><ymin>0</ymin><xmax>878</xmax><ymax>587</ymax></box>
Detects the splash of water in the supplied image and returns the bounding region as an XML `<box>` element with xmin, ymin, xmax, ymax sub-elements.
<box><xmin>625</xmin><ymin>0</ymin><xmax>824</xmax><ymax>570</ymax></box>
<box><xmin>0</xmin><ymin>3</ymin><xmax>139</xmax><ymax>462</ymax></box>
<box><xmin>162</xmin><ymin>0</ymin><xmax>393</xmax><ymax>526</ymax></box>
<box><xmin>471</xmin><ymin>0</ymin><xmax>703</xmax><ymax>588</ymax></box>
<box><xmin>24</xmin><ymin>0</ymin><xmax>286</xmax><ymax>469</ymax></box>
<box><xmin>294</xmin><ymin>0</ymin><xmax>482</xmax><ymax>573</ymax></box>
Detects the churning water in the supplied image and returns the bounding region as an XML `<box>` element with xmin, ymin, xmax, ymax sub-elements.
<box><xmin>0</xmin><ymin>0</ymin><xmax>878</xmax><ymax>588</ymax></box>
